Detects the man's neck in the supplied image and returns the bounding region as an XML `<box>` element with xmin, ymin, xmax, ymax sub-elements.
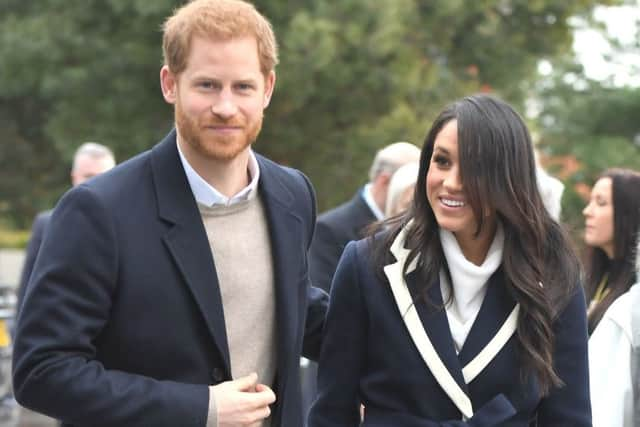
<box><xmin>362</xmin><ymin>183</ymin><xmax>385</xmax><ymax>220</ymax></box>
<box><xmin>370</xmin><ymin>183</ymin><xmax>386</xmax><ymax>213</ymax></box>
<box><xmin>177</xmin><ymin>137</ymin><xmax>250</xmax><ymax>198</ymax></box>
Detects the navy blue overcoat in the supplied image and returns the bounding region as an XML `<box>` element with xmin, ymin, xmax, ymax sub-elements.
<box><xmin>13</xmin><ymin>130</ymin><xmax>328</xmax><ymax>427</ymax></box>
<box><xmin>308</xmin><ymin>229</ymin><xmax>591</xmax><ymax>427</ymax></box>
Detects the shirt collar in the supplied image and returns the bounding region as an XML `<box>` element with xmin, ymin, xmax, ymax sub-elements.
<box><xmin>362</xmin><ymin>183</ymin><xmax>385</xmax><ymax>220</ymax></box>
<box><xmin>177</xmin><ymin>141</ymin><xmax>260</xmax><ymax>207</ymax></box>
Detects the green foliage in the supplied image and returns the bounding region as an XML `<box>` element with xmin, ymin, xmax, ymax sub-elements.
<box><xmin>535</xmin><ymin>61</ymin><xmax>640</xmax><ymax>234</ymax></box>
<box><xmin>0</xmin><ymin>0</ymin><xmax>622</xmax><ymax>227</ymax></box>
<box><xmin>0</xmin><ymin>227</ymin><xmax>29</xmax><ymax>249</ymax></box>
<box><xmin>259</xmin><ymin>0</ymin><xmax>615</xmax><ymax>210</ymax></box>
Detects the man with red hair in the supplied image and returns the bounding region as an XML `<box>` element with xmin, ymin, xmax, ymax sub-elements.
<box><xmin>13</xmin><ymin>2</ymin><xmax>327</xmax><ymax>426</ymax></box>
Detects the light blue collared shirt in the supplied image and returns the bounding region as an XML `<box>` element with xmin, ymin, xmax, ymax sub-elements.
<box><xmin>362</xmin><ymin>183</ymin><xmax>384</xmax><ymax>220</ymax></box>
<box><xmin>176</xmin><ymin>142</ymin><xmax>260</xmax><ymax>207</ymax></box>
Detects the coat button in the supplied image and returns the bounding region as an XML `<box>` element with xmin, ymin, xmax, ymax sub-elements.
<box><xmin>211</xmin><ymin>368</ymin><xmax>225</xmax><ymax>383</ymax></box>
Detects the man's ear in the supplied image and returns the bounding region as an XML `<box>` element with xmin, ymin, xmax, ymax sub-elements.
<box><xmin>376</xmin><ymin>171</ymin><xmax>392</xmax><ymax>188</ymax></box>
<box><xmin>160</xmin><ymin>65</ymin><xmax>178</xmax><ymax>104</ymax></box>
<box><xmin>263</xmin><ymin>70</ymin><xmax>276</xmax><ymax>108</ymax></box>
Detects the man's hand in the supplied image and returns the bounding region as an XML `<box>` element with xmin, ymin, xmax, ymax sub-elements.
<box><xmin>212</xmin><ymin>373</ymin><xmax>276</xmax><ymax>427</ymax></box>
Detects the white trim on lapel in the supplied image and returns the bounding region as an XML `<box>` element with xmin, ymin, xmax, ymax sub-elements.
<box><xmin>384</xmin><ymin>223</ymin><xmax>520</xmax><ymax>420</ymax></box>
<box><xmin>385</xmin><ymin>224</ymin><xmax>474</xmax><ymax>419</ymax></box>
<box><xmin>462</xmin><ymin>304</ymin><xmax>519</xmax><ymax>383</ymax></box>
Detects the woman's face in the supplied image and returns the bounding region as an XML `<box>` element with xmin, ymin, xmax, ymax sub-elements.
<box><xmin>426</xmin><ymin>120</ymin><xmax>495</xmax><ymax>249</ymax></box>
<box><xmin>583</xmin><ymin>177</ymin><xmax>615</xmax><ymax>258</ymax></box>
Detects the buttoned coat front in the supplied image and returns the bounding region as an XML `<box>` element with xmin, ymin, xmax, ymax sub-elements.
<box><xmin>13</xmin><ymin>130</ymin><xmax>328</xmax><ymax>427</ymax></box>
<box><xmin>308</xmin><ymin>236</ymin><xmax>591</xmax><ymax>427</ymax></box>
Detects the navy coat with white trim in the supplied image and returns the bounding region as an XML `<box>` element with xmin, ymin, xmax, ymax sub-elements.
<box><xmin>308</xmin><ymin>235</ymin><xmax>591</xmax><ymax>427</ymax></box>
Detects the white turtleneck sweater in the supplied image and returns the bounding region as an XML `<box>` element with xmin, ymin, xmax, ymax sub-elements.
<box><xmin>439</xmin><ymin>226</ymin><xmax>504</xmax><ymax>353</ymax></box>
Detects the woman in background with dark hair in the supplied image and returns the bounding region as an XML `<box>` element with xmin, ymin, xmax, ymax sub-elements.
<box><xmin>308</xmin><ymin>94</ymin><xmax>590</xmax><ymax>426</ymax></box>
<box><xmin>583</xmin><ymin>168</ymin><xmax>640</xmax><ymax>334</ymax></box>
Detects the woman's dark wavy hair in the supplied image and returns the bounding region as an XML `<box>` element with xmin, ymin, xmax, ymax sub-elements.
<box><xmin>371</xmin><ymin>94</ymin><xmax>580</xmax><ymax>397</ymax></box>
<box><xmin>585</xmin><ymin>168</ymin><xmax>640</xmax><ymax>334</ymax></box>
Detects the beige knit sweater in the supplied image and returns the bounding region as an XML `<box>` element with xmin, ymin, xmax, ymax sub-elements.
<box><xmin>200</xmin><ymin>192</ymin><xmax>276</xmax><ymax>427</ymax></box>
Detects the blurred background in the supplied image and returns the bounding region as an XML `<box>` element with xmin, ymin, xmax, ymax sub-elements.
<box><xmin>1</xmin><ymin>0</ymin><xmax>640</xmax><ymax>245</ymax></box>
<box><xmin>1</xmin><ymin>0</ymin><xmax>640</xmax><ymax>425</ymax></box>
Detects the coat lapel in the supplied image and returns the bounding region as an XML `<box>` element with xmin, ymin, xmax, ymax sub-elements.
<box><xmin>349</xmin><ymin>190</ymin><xmax>377</xmax><ymax>239</ymax></box>
<box><xmin>257</xmin><ymin>156</ymin><xmax>304</xmax><ymax>396</ymax></box>
<box><xmin>384</xmin><ymin>226</ymin><xmax>473</xmax><ymax>419</ymax></box>
<box><xmin>457</xmin><ymin>270</ymin><xmax>519</xmax><ymax>384</ymax></box>
<box><xmin>150</xmin><ymin>131</ymin><xmax>231</xmax><ymax>377</ymax></box>
<box><xmin>385</xmin><ymin>225</ymin><xmax>520</xmax><ymax>419</ymax></box>
<box><xmin>406</xmin><ymin>272</ymin><xmax>468</xmax><ymax>391</ymax></box>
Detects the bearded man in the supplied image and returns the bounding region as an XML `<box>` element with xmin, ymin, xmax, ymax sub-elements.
<box><xmin>12</xmin><ymin>1</ymin><xmax>327</xmax><ymax>426</ymax></box>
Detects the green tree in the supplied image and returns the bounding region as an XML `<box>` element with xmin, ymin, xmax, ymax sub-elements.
<box><xmin>534</xmin><ymin>60</ymin><xmax>640</xmax><ymax>233</ymax></box>
<box><xmin>261</xmin><ymin>0</ymin><xmax>622</xmax><ymax>210</ymax></box>
<box><xmin>0</xmin><ymin>0</ymin><xmax>621</xmax><ymax>229</ymax></box>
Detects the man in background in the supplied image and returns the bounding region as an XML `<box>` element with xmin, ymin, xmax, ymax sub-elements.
<box><xmin>309</xmin><ymin>141</ymin><xmax>421</xmax><ymax>293</ymax></box>
<box><xmin>301</xmin><ymin>141</ymin><xmax>420</xmax><ymax>419</ymax></box>
<box><xmin>17</xmin><ymin>142</ymin><xmax>116</xmax><ymax>314</ymax></box>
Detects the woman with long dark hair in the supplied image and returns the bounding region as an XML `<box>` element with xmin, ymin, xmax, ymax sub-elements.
<box><xmin>307</xmin><ymin>95</ymin><xmax>590</xmax><ymax>426</ymax></box>
<box><xmin>583</xmin><ymin>168</ymin><xmax>640</xmax><ymax>335</ymax></box>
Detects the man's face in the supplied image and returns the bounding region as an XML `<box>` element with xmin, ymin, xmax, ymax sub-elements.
<box><xmin>71</xmin><ymin>155</ymin><xmax>115</xmax><ymax>186</ymax></box>
<box><xmin>161</xmin><ymin>36</ymin><xmax>275</xmax><ymax>163</ymax></box>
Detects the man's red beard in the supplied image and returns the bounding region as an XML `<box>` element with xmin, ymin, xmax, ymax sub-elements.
<box><xmin>175</xmin><ymin>100</ymin><xmax>263</xmax><ymax>161</ymax></box>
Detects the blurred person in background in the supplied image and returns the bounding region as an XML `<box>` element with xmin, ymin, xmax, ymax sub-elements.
<box><xmin>384</xmin><ymin>161</ymin><xmax>420</xmax><ymax>218</ymax></box>
<box><xmin>301</xmin><ymin>142</ymin><xmax>420</xmax><ymax>420</ymax></box>
<box><xmin>535</xmin><ymin>166</ymin><xmax>564</xmax><ymax>221</ymax></box>
<box><xmin>308</xmin><ymin>94</ymin><xmax>590</xmax><ymax>426</ymax></box>
<box><xmin>589</xmin><ymin>230</ymin><xmax>640</xmax><ymax>427</ymax></box>
<box><xmin>583</xmin><ymin>168</ymin><xmax>640</xmax><ymax>334</ymax></box>
<box><xmin>309</xmin><ymin>141</ymin><xmax>420</xmax><ymax>293</ymax></box>
<box><xmin>16</xmin><ymin>142</ymin><xmax>116</xmax><ymax>315</ymax></box>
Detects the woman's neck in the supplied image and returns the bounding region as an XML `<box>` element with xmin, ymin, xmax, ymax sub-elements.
<box><xmin>454</xmin><ymin>221</ymin><xmax>498</xmax><ymax>266</ymax></box>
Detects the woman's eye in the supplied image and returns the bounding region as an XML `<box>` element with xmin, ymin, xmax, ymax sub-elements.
<box><xmin>433</xmin><ymin>155</ymin><xmax>450</xmax><ymax>166</ymax></box>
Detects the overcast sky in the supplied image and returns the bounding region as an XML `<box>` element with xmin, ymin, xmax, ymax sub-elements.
<box><xmin>573</xmin><ymin>2</ymin><xmax>640</xmax><ymax>86</ymax></box>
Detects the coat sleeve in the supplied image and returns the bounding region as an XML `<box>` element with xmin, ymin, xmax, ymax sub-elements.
<box><xmin>16</xmin><ymin>212</ymin><xmax>48</xmax><ymax>316</ymax></box>
<box><xmin>302</xmin><ymin>283</ymin><xmax>329</xmax><ymax>360</ymax></box>
<box><xmin>296</xmin><ymin>169</ymin><xmax>329</xmax><ymax>360</ymax></box>
<box><xmin>307</xmin><ymin>241</ymin><xmax>366</xmax><ymax>427</ymax></box>
<box><xmin>309</xmin><ymin>218</ymin><xmax>345</xmax><ymax>293</ymax></box>
<box><xmin>12</xmin><ymin>186</ymin><xmax>209</xmax><ymax>427</ymax></box>
<box><xmin>536</xmin><ymin>285</ymin><xmax>592</xmax><ymax>425</ymax></box>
